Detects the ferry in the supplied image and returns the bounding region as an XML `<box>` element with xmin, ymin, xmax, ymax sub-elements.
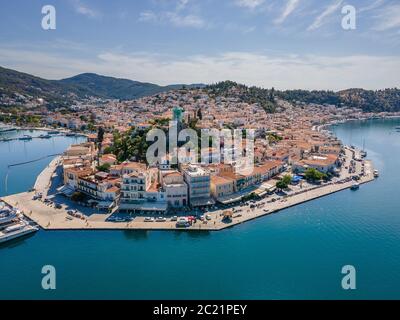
<box><xmin>18</xmin><ymin>135</ymin><xmax>32</xmax><ymax>141</ymax></box>
<box><xmin>351</xmin><ymin>183</ymin><xmax>360</xmax><ymax>191</ymax></box>
<box><xmin>374</xmin><ymin>170</ymin><xmax>379</xmax><ymax>178</ymax></box>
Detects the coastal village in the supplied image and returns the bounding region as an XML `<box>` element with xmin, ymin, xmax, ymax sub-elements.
<box><xmin>0</xmin><ymin>84</ymin><xmax>391</xmax><ymax>236</ymax></box>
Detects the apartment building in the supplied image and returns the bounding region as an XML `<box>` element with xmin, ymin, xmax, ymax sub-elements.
<box><xmin>182</xmin><ymin>165</ymin><xmax>214</xmax><ymax>207</ymax></box>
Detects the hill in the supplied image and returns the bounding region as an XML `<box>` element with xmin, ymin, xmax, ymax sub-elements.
<box><xmin>0</xmin><ymin>66</ymin><xmax>204</xmax><ymax>106</ymax></box>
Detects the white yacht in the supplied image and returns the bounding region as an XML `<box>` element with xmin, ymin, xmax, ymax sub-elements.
<box><xmin>374</xmin><ymin>170</ymin><xmax>379</xmax><ymax>178</ymax></box>
<box><xmin>0</xmin><ymin>221</ymin><xmax>38</xmax><ymax>244</ymax></box>
<box><xmin>0</xmin><ymin>202</ymin><xmax>39</xmax><ymax>244</ymax></box>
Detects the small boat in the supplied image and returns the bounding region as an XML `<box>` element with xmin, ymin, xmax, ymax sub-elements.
<box><xmin>48</xmin><ymin>130</ymin><xmax>60</xmax><ymax>135</ymax></box>
<box><xmin>39</xmin><ymin>134</ymin><xmax>52</xmax><ymax>139</ymax></box>
<box><xmin>360</xmin><ymin>150</ymin><xmax>367</xmax><ymax>158</ymax></box>
<box><xmin>351</xmin><ymin>183</ymin><xmax>360</xmax><ymax>191</ymax></box>
<box><xmin>373</xmin><ymin>170</ymin><xmax>379</xmax><ymax>178</ymax></box>
<box><xmin>65</xmin><ymin>132</ymin><xmax>77</xmax><ymax>137</ymax></box>
<box><xmin>18</xmin><ymin>135</ymin><xmax>32</xmax><ymax>141</ymax></box>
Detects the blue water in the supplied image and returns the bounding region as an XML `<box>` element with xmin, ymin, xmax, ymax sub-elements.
<box><xmin>0</xmin><ymin>120</ymin><xmax>400</xmax><ymax>300</ymax></box>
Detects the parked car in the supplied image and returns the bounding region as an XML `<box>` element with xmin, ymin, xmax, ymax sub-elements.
<box><xmin>144</xmin><ymin>217</ymin><xmax>155</xmax><ymax>222</ymax></box>
<box><xmin>170</xmin><ymin>216</ymin><xmax>178</xmax><ymax>221</ymax></box>
<box><xmin>156</xmin><ymin>217</ymin><xmax>167</xmax><ymax>222</ymax></box>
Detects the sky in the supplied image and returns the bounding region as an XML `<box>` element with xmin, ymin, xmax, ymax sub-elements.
<box><xmin>0</xmin><ymin>0</ymin><xmax>399</xmax><ymax>90</ymax></box>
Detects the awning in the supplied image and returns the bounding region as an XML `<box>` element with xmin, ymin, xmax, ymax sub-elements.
<box><xmin>58</xmin><ymin>185</ymin><xmax>75</xmax><ymax>197</ymax></box>
<box><xmin>190</xmin><ymin>198</ymin><xmax>216</xmax><ymax>207</ymax></box>
<box><xmin>97</xmin><ymin>201</ymin><xmax>113</xmax><ymax>209</ymax></box>
<box><xmin>119</xmin><ymin>201</ymin><xmax>168</xmax><ymax>211</ymax></box>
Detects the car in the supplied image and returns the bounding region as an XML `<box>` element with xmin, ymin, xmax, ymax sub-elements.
<box><xmin>170</xmin><ymin>216</ymin><xmax>178</xmax><ymax>221</ymax></box>
<box><xmin>144</xmin><ymin>217</ymin><xmax>155</xmax><ymax>222</ymax></box>
<box><xmin>156</xmin><ymin>217</ymin><xmax>167</xmax><ymax>222</ymax></box>
<box><xmin>205</xmin><ymin>214</ymin><xmax>212</xmax><ymax>220</ymax></box>
<box><xmin>67</xmin><ymin>210</ymin><xmax>74</xmax><ymax>215</ymax></box>
<box><xmin>55</xmin><ymin>203</ymin><xmax>62</xmax><ymax>209</ymax></box>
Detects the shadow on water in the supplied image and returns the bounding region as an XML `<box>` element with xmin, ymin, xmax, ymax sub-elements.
<box><xmin>123</xmin><ymin>230</ymin><xmax>149</xmax><ymax>241</ymax></box>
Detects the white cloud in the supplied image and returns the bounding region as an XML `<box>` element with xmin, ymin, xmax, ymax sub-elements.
<box><xmin>308</xmin><ymin>0</ymin><xmax>343</xmax><ymax>31</ymax></box>
<box><xmin>139</xmin><ymin>10</ymin><xmax>206</xmax><ymax>29</ymax></box>
<box><xmin>373</xmin><ymin>4</ymin><xmax>400</xmax><ymax>31</ymax></box>
<box><xmin>0</xmin><ymin>47</ymin><xmax>399</xmax><ymax>90</ymax></box>
<box><xmin>275</xmin><ymin>0</ymin><xmax>300</xmax><ymax>25</ymax></box>
<box><xmin>71</xmin><ymin>0</ymin><xmax>101</xmax><ymax>19</ymax></box>
<box><xmin>166</xmin><ymin>12</ymin><xmax>206</xmax><ymax>28</ymax></box>
<box><xmin>235</xmin><ymin>0</ymin><xmax>265</xmax><ymax>10</ymax></box>
<box><xmin>359</xmin><ymin>0</ymin><xmax>385</xmax><ymax>13</ymax></box>
<box><xmin>177</xmin><ymin>0</ymin><xmax>190</xmax><ymax>11</ymax></box>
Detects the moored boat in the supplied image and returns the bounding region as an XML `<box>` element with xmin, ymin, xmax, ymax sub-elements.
<box><xmin>18</xmin><ymin>135</ymin><xmax>32</xmax><ymax>141</ymax></box>
<box><xmin>351</xmin><ymin>183</ymin><xmax>360</xmax><ymax>190</ymax></box>
<box><xmin>39</xmin><ymin>134</ymin><xmax>52</xmax><ymax>139</ymax></box>
<box><xmin>374</xmin><ymin>170</ymin><xmax>379</xmax><ymax>178</ymax></box>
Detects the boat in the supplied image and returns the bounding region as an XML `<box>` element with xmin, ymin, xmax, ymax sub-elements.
<box><xmin>39</xmin><ymin>134</ymin><xmax>52</xmax><ymax>139</ymax></box>
<box><xmin>374</xmin><ymin>170</ymin><xmax>379</xmax><ymax>178</ymax></box>
<box><xmin>360</xmin><ymin>150</ymin><xmax>367</xmax><ymax>158</ymax></box>
<box><xmin>0</xmin><ymin>126</ymin><xmax>17</xmax><ymax>133</ymax></box>
<box><xmin>48</xmin><ymin>130</ymin><xmax>60</xmax><ymax>135</ymax></box>
<box><xmin>351</xmin><ymin>183</ymin><xmax>360</xmax><ymax>191</ymax></box>
<box><xmin>18</xmin><ymin>135</ymin><xmax>32</xmax><ymax>141</ymax></box>
<box><xmin>0</xmin><ymin>209</ymin><xmax>18</xmax><ymax>226</ymax></box>
<box><xmin>361</xmin><ymin>139</ymin><xmax>367</xmax><ymax>158</ymax></box>
<box><xmin>0</xmin><ymin>222</ymin><xmax>39</xmax><ymax>244</ymax></box>
<box><xmin>65</xmin><ymin>132</ymin><xmax>77</xmax><ymax>137</ymax></box>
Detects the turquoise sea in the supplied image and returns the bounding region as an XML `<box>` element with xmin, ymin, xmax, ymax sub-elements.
<box><xmin>0</xmin><ymin>119</ymin><xmax>399</xmax><ymax>300</ymax></box>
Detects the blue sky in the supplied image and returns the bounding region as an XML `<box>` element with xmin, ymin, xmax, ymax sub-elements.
<box><xmin>0</xmin><ymin>0</ymin><xmax>399</xmax><ymax>90</ymax></box>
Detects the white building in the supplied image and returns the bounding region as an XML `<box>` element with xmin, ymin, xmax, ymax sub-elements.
<box><xmin>161</xmin><ymin>171</ymin><xmax>188</xmax><ymax>208</ymax></box>
<box><xmin>182</xmin><ymin>165</ymin><xmax>214</xmax><ymax>207</ymax></box>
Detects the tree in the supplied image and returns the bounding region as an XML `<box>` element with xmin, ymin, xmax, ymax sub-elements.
<box><xmin>276</xmin><ymin>174</ymin><xmax>292</xmax><ymax>190</ymax></box>
<box><xmin>304</xmin><ymin>168</ymin><xmax>326</xmax><ymax>182</ymax></box>
<box><xmin>97</xmin><ymin>163</ymin><xmax>111</xmax><ymax>172</ymax></box>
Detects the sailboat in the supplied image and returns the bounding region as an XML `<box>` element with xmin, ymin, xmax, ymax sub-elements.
<box><xmin>360</xmin><ymin>139</ymin><xmax>367</xmax><ymax>158</ymax></box>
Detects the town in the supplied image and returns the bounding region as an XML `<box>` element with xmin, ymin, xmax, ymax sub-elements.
<box><xmin>0</xmin><ymin>82</ymin><xmax>385</xmax><ymax>233</ymax></box>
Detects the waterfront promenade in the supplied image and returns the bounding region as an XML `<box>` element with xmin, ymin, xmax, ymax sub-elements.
<box><xmin>1</xmin><ymin>148</ymin><xmax>376</xmax><ymax>232</ymax></box>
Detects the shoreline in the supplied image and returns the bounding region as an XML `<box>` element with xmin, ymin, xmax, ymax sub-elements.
<box><xmin>1</xmin><ymin>115</ymin><xmax>390</xmax><ymax>232</ymax></box>
<box><xmin>1</xmin><ymin>148</ymin><xmax>376</xmax><ymax>232</ymax></box>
